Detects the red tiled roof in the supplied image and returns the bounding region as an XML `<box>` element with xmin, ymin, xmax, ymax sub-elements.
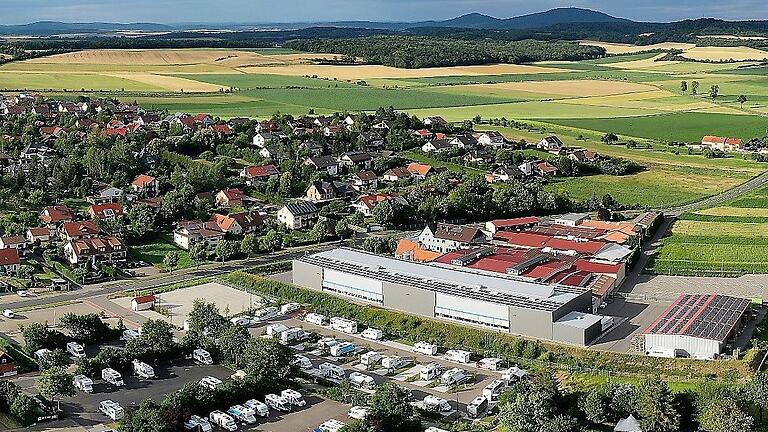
<box><xmin>495</xmin><ymin>231</ymin><xmax>551</xmax><ymax>248</ymax></box>
<box><xmin>575</xmin><ymin>259</ymin><xmax>623</xmax><ymax>274</ymax></box>
<box><xmin>62</xmin><ymin>220</ymin><xmax>100</xmax><ymax>238</ymax></box>
<box><xmin>40</xmin><ymin>205</ymin><xmax>75</xmax><ymax>224</ymax></box>
<box><xmin>244</xmin><ymin>164</ymin><xmax>280</xmax><ymax>178</ymax></box>
<box><xmin>0</xmin><ymin>248</ymin><xmax>20</xmax><ymax>266</ymax></box>
<box><xmin>407</xmin><ymin>162</ymin><xmax>433</xmax><ymax>177</ymax></box>
<box><xmin>90</xmin><ymin>203</ymin><xmax>125</xmax><ymax>220</ymax></box>
<box><xmin>491</xmin><ymin>217</ymin><xmax>540</xmax><ymax>228</ymax></box>
<box><xmin>132</xmin><ymin>174</ymin><xmax>156</xmax><ymax>188</ymax></box>
<box><xmin>211</xmin><ymin>124</ymin><xmax>232</xmax><ymax>134</ymax></box>
<box><xmin>220</xmin><ymin>188</ymin><xmax>244</xmax><ymax>201</ymax></box>
<box><xmin>358</xmin><ymin>193</ymin><xmax>400</xmax><ymax>210</ymax></box>
<box><xmin>133</xmin><ymin>294</ymin><xmax>156</xmax><ymax>304</ymax></box>
<box><xmin>545</xmin><ymin>238</ymin><xmax>606</xmax><ymax>254</ymax></box>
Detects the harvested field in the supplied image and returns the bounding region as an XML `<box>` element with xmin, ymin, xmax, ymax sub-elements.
<box><xmin>681</xmin><ymin>46</ymin><xmax>768</xmax><ymax>61</ymax></box>
<box><xmin>579</xmin><ymin>41</ymin><xmax>695</xmax><ymax>54</ymax></box>
<box><xmin>672</xmin><ymin>220</ymin><xmax>768</xmax><ymax>237</ymax></box>
<box><xmin>106</xmin><ymin>73</ymin><xmax>226</xmax><ymax>92</ymax></box>
<box><xmin>696</xmin><ymin>206</ymin><xmax>768</xmax><ymax>217</ymax></box>
<box><xmin>456</xmin><ymin>79</ymin><xmax>658</xmax><ymax>98</ymax></box>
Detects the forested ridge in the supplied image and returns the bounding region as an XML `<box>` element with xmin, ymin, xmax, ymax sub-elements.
<box><xmin>287</xmin><ymin>36</ymin><xmax>606</xmax><ymax>68</ymax></box>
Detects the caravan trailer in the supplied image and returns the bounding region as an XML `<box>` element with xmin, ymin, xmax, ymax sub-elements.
<box><xmin>413</xmin><ymin>342</ymin><xmax>438</xmax><ymax>356</ymax></box>
<box><xmin>319</xmin><ymin>362</ymin><xmax>346</xmax><ymax>380</ymax></box>
<box><xmin>330</xmin><ymin>317</ymin><xmax>358</xmax><ymax>334</ymax></box>
<box><xmin>419</xmin><ymin>363</ymin><xmax>443</xmax><ymax>381</ymax></box>
<box><xmin>305</xmin><ymin>313</ymin><xmax>326</xmax><ymax>325</ymax></box>
<box><xmin>348</xmin><ymin>372</ymin><xmax>376</xmax><ymax>390</ymax></box>
<box><xmin>445</xmin><ymin>349</ymin><xmax>471</xmax><ymax>364</ymax></box>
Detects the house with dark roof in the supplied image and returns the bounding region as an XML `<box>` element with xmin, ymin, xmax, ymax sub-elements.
<box><xmin>211</xmin><ymin>212</ymin><xmax>264</xmax><ymax>236</ymax></box>
<box><xmin>305</xmin><ymin>181</ymin><xmax>353</xmax><ymax>203</ymax></box>
<box><xmin>417</xmin><ymin>223</ymin><xmax>487</xmax><ymax>253</ymax></box>
<box><xmin>173</xmin><ymin>220</ymin><xmax>226</xmax><ymax>250</ymax></box>
<box><xmin>478</xmin><ymin>131</ymin><xmax>506</xmax><ymax>148</ymax></box>
<box><xmin>450</xmin><ymin>134</ymin><xmax>478</xmax><ymax>149</ymax></box>
<box><xmin>87</xmin><ymin>182</ymin><xmax>124</xmax><ymax>205</ymax></box>
<box><xmin>0</xmin><ymin>235</ymin><xmax>28</xmax><ymax>253</ymax></box>
<box><xmin>351</xmin><ymin>170</ymin><xmax>378</xmax><ymax>191</ymax></box>
<box><xmin>215</xmin><ymin>188</ymin><xmax>244</xmax><ymax>208</ymax></box>
<box><xmin>338</xmin><ymin>151</ymin><xmax>373</xmax><ymax>170</ymax></box>
<box><xmin>421</xmin><ymin>139</ymin><xmax>453</xmax><ymax>153</ymax></box>
<box><xmin>0</xmin><ymin>350</ymin><xmax>16</xmax><ymax>377</ymax></box>
<box><xmin>26</xmin><ymin>227</ymin><xmax>52</xmax><ymax>244</ymax></box>
<box><xmin>490</xmin><ymin>166</ymin><xmax>525</xmax><ymax>183</ymax></box>
<box><xmin>304</xmin><ymin>156</ymin><xmax>339</xmax><ymax>176</ymax></box>
<box><xmin>277</xmin><ymin>202</ymin><xmax>319</xmax><ymax>229</ymax></box>
<box><xmin>240</xmin><ymin>164</ymin><xmax>280</xmax><ymax>185</ymax></box>
<box><xmin>382</xmin><ymin>167</ymin><xmax>412</xmax><ymax>182</ymax></box>
<box><xmin>537</xmin><ymin>136</ymin><xmax>566</xmax><ymax>154</ymax></box>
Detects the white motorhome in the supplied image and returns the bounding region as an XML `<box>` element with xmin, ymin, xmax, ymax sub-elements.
<box><xmin>265</xmin><ymin>393</ymin><xmax>292</xmax><ymax>412</ymax></box>
<box><xmin>330</xmin><ymin>317</ymin><xmax>358</xmax><ymax>334</ymax></box>
<box><xmin>482</xmin><ymin>379</ymin><xmax>507</xmax><ymax>402</ymax></box>
<box><xmin>230</xmin><ymin>316</ymin><xmax>250</xmax><ymax>327</ymax></box>
<box><xmin>66</xmin><ymin>341</ymin><xmax>85</xmax><ymax>358</ymax></box>
<box><xmin>330</xmin><ymin>342</ymin><xmax>356</xmax><ymax>357</ymax></box>
<box><xmin>467</xmin><ymin>395</ymin><xmax>489</xmax><ymax>418</ymax></box>
<box><xmin>441</xmin><ymin>368</ymin><xmax>470</xmax><ymax>386</ymax></box>
<box><xmin>73</xmin><ymin>375</ymin><xmax>93</xmax><ymax>393</ymax></box>
<box><xmin>227</xmin><ymin>405</ymin><xmax>257</xmax><ymax>424</ymax></box>
<box><xmin>316</xmin><ymin>337</ymin><xmax>339</xmax><ymax>352</ymax></box>
<box><xmin>279</xmin><ymin>327</ymin><xmax>305</xmax><ymax>345</ymax></box>
<box><xmin>291</xmin><ymin>354</ymin><xmax>313</xmax><ymax>370</ymax></box>
<box><xmin>381</xmin><ymin>356</ymin><xmax>411</xmax><ymax>370</ymax></box>
<box><xmin>99</xmin><ymin>400</ymin><xmax>125</xmax><ymax>421</ymax></box>
<box><xmin>413</xmin><ymin>342</ymin><xmax>438</xmax><ymax>356</ymax></box>
<box><xmin>476</xmin><ymin>357</ymin><xmax>503</xmax><ymax>371</ymax></box>
<box><xmin>209</xmin><ymin>410</ymin><xmax>237</xmax><ymax>431</ymax></box>
<box><xmin>280</xmin><ymin>303</ymin><xmax>301</xmax><ymax>314</ymax></box>
<box><xmin>360</xmin><ymin>351</ymin><xmax>382</xmax><ymax>367</ymax></box>
<box><xmin>132</xmin><ymin>359</ymin><xmax>155</xmax><ymax>379</ymax></box>
<box><xmin>266</xmin><ymin>323</ymin><xmax>289</xmax><ymax>337</ymax></box>
<box><xmin>316</xmin><ymin>419</ymin><xmax>346</xmax><ymax>432</ymax></box>
<box><xmin>305</xmin><ymin>312</ymin><xmax>326</xmax><ymax>325</ymax></box>
<box><xmin>34</xmin><ymin>348</ymin><xmax>52</xmax><ymax>363</ymax></box>
<box><xmin>360</xmin><ymin>328</ymin><xmax>384</xmax><ymax>341</ymax></box>
<box><xmin>501</xmin><ymin>366</ymin><xmax>528</xmax><ymax>384</ymax></box>
<box><xmin>243</xmin><ymin>399</ymin><xmax>269</xmax><ymax>417</ymax></box>
<box><xmin>423</xmin><ymin>395</ymin><xmax>451</xmax><ymax>413</ymax></box>
<box><xmin>184</xmin><ymin>415</ymin><xmax>213</xmax><ymax>432</ymax></box>
<box><xmin>101</xmin><ymin>368</ymin><xmax>124</xmax><ymax>387</ymax></box>
<box><xmin>348</xmin><ymin>372</ymin><xmax>376</xmax><ymax>390</ymax></box>
<box><xmin>252</xmin><ymin>306</ymin><xmax>279</xmax><ymax>322</ymax></box>
<box><xmin>319</xmin><ymin>362</ymin><xmax>346</xmax><ymax>380</ymax></box>
<box><xmin>281</xmin><ymin>389</ymin><xmax>306</xmax><ymax>407</ymax></box>
<box><xmin>420</xmin><ymin>363</ymin><xmax>443</xmax><ymax>381</ymax></box>
<box><xmin>445</xmin><ymin>349</ymin><xmax>471</xmax><ymax>364</ymax></box>
<box><xmin>121</xmin><ymin>329</ymin><xmax>140</xmax><ymax>341</ymax></box>
<box><xmin>199</xmin><ymin>376</ymin><xmax>223</xmax><ymax>390</ymax></box>
<box><xmin>193</xmin><ymin>348</ymin><xmax>214</xmax><ymax>365</ymax></box>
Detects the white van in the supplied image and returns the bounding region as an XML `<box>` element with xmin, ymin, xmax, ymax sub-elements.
<box><xmin>330</xmin><ymin>317</ymin><xmax>358</xmax><ymax>334</ymax></box>
<box><xmin>419</xmin><ymin>363</ymin><xmax>443</xmax><ymax>381</ymax></box>
<box><xmin>66</xmin><ymin>341</ymin><xmax>85</xmax><ymax>358</ymax></box>
<box><xmin>319</xmin><ymin>362</ymin><xmax>346</xmax><ymax>380</ymax></box>
<box><xmin>265</xmin><ymin>393</ymin><xmax>292</xmax><ymax>412</ymax></box>
<box><xmin>193</xmin><ymin>348</ymin><xmax>214</xmax><ymax>365</ymax></box>
<box><xmin>281</xmin><ymin>389</ymin><xmax>306</xmax><ymax>407</ymax></box>
<box><xmin>305</xmin><ymin>312</ymin><xmax>326</xmax><ymax>326</ymax></box>
<box><xmin>445</xmin><ymin>349</ymin><xmax>471</xmax><ymax>364</ymax></box>
<box><xmin>73</xmin><ymin>375</ymin><xmax>93</xmax><ymax>393</ymax></box>
<box><xmin>209</xmin><ymin>410</ymin><xmax>237</xmax><ymax>431</ymax></box>
<box><xmin>413</xmin><ymin>341</ymin><xmax>438</xmax><ymax>356</ymax></box>
<box><xmin>2</xmin><ymin>309</ymin><xmax>14</xmax><ymax>319</ymax></box>
<box><xmin>360</xmin><ymin>328</ymin><xmax>384</xmax><ymax>341</ymax></box>
<box><xmin>360</xmin><ymin>351</ymin><xmax>382</xmax><ymax>367</ymax></box>
<box><xmin>99</xmin><ymin>400</ymin><xmax>125</xmax><ymax>421</ymax></box>
<box><xmin>243</xmin><ymin>399</ymin><xmax>269</xmax><ymax>417</ymax></box>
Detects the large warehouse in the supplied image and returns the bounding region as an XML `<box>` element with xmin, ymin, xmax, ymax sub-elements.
<box><xmin>644</xmin><ymin>293</ymin><xmax>751</xmax><ymax>359</ymax></box>
<box><xmin>293</xmin><ymin>248</ymin><xmax>605</xmax><ymax>345</ymax></box>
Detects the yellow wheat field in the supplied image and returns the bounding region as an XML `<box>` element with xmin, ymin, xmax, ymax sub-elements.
<box><xmin>105</xmin><ymin>73</ymin><xmax>226</xmax><ymax>92</ymax></box>
<box><xmin>680</xmin><ymin>46</ymin><xmax>768</xmax><ymax>61</ymax></box>
<box><xmin>579</xmin><ymin>41</ymin><xmax>696</xmax><ymax>54</ymax></box>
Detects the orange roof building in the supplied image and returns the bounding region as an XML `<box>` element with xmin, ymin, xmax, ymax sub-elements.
<box><xmin>394</xmin><ymin>239</ymin><xmax>444</xmax><ymax>262</ymax></box>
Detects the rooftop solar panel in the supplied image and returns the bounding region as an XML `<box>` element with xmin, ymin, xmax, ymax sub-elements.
<box><xmin>644</xmin><ymin>293</ymin><xmax>750</xmax><ymax>343</ymax></box>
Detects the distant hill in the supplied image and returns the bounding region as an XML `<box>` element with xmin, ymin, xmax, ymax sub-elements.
<box><xmin>0</xmin><ymin>21</ymin><xmax>173</xmax><ymax>35</ymax></box>
<box><xmin>417</xmin><ymin>8</ymin><xmax>632</xmax><ymax>29</ymax></box>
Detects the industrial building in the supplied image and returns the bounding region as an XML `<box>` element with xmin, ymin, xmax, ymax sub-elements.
<box><xmin>293</xmin><ymin>248</ymin><xmax>605</xmax><ymax>345</ymax></box>
<box><xmin>643</xmin><ymin>293</ymin><xmax>751</xmax><ymax>359</ymax></box>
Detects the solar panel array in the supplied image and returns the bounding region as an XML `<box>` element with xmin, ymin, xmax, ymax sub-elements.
<box><xmin>646</xmin><ymin>294</ymin><xmax>750</xmax><ymax>342</ymax></box>
<box><xmin>299</xmin><ymin>253</ymin><xmax>586</xmax><ymax>313</ymax></box>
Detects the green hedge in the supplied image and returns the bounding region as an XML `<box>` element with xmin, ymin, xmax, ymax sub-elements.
<box><xmin>223</xmin><ymin>272</ymin><xmax>755</xmax><ymax>380</ymax></box>
<box><xmin>0</xmin><ymin>337</ymin><xmax>37</xmax><ymax>373</ymax></box>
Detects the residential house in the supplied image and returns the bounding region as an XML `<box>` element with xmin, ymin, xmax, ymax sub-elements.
<box><xmin>26</xmin><ymin>227</ymin><xmax>51</xmax><ymax>244</ymax></box>
<box><xmin>240</xmin><ymin>164</ymin><xmax>280</xmax><ymax>185</ymax></box>
<box><xmin>0</xmin><ymin>351</ymin><xmax>16</xmax><ymax>377</ymax></box>
<box><xmin>518</xmin><ymin>161</ymin><xmax>535</xmax><ymax>177</ymax></box>
<box><xmin>450</xmin><ymin>134</ymin><xmax>478</xmax><ymax>149</ymax></box>
<box><xmin>423</xmin><ymin>116</ymin><xmax>447</xmax><ymax>127</ymax></box>
<box><xmin>394</xmin><ymin>239</ymin><xmax>444</xmax><ymax>262</ymax></box>
<box><xmin>359</xmin><ymin>132</ymin><xmax>385</xmax><ymax>152</ymax></box>
<box><xmin>64</xmin><ymin>236</ymin><xmax>127</xmax><ymax>266</ymax></box>
<box><xmin>39</xmin><ymin>205</ymin><xmax>76</xmax><ymax>229</ymax></box>
<box><xmin>421</xmin><ymin>139</ymin><xmax>453</xmax><ymax>153</ymax></box>
<box><xmin>252</xmin><ymin>131</ymin><xmax>279</xmax><ymax>148</ymax></box>
<box><xmin>304</xmin><ymin>156</ymin><xmax>339</xmax><ymax>176</ymax></box>
<box><xmin>173</xmin><ymin>220</ymin><xmax>226</xmax><ymax>250</ymax></box>
<box><xmin>0</xmin><ymin>235</ymin><xmax>28</xmax><ymax>254</ymax></box>
<box><xmin>210</xmin><ymin>124</ymin><xmax>232</xmax><ymax>136</ymax></box>
<box><xmin>463</xmin><ymin>149</ymin><xmax>492</xmax><ymax>164</ymax></box>
<box><xmin>211</xmin><ymin>212</ymin><xmax>264</xmax><ymax>236</ymax></box>
<box><xmin>59</xmin><ymin>220</ymin><xmax>100</xmax><ymax>241</ymax></box>
<box><xmin>277</xmin><ymin>202</ymin><xmax>319</xmax><ymax>230</ymax></box>
<box><xmin>535</xmin><ymin>161</ymin><xmax>559</xmax><ymax>176</ymax></box>
<box><xmin>259</xmin><ymin>145</ymin><xmax>289</xmax><ymax>163</ymax></box>
<box><xmin>131</xmin><ymin>295</ymin><xmax>156</xmax><ymax>312</ymax></box>
<box><xmin>0</xmin><ymin>249</ymin><xmax>20</xmax><ymax>274</ymax></box>
<box><xmin>89</xmin><ymin>203</ymin><xmax>124</xmax><ymax>221</ymax></box>
<box><xmin>88</xmin><ymin>182</ymin><xmax>124</xmax><ymax>204</ymax></box>
<box><xmin>299</xmin><ymin>140</ymin><xmax>323</xmax><ymax>156</ymax></box>
<box><xmin>382</xmin><ymin>167</ymin><xmax>412</xmax><ymax>182</ymax></box>
<box><xmin>490</xmin><ymin>166</ymin><xmax>525</xmax><ymax>183</ymax></box>
<box><xmin>352</xmin><ymin>193</ymin><xmax>406</xmax><ymax>217</ymax></box>
<box><xmin>338</xmin><ymin>151</ymin><xmax>373</xmax><ymax>170</ymax></box>
<box><xmin>131</xmin><ymin>174</ymin><xmax>160</xmax><ymax>196</ymax></box>
<box><xmin>372</xmin><ymin>120</ymin><xmax>392</xmax><ymax>131</ymax></box>
<box><xmin>351</xmin><ymin>170</ymin><xmax>378</xmax><ymax>191</ymax></box>
<box><xmin>406</xmin><ymin>162</ymin><xmax>434</xmax><ymax>179</ymax></box>
<box><xmin>215</xmin><ymin>188</ymin><xmax>244</xmax><ymax>208</ymax></box>
<box><xmin>417</xmin><ymin>222</ymin><xmax>488</xmax><ymax>253</ymax></box>
<box><xmin>478</xmin><ymin>131</ymin><xmax>506</xmax><ymax>148</ymax></box>
<box><xmin>569</xmin><ymin>149</ymin><xmax>599</xmax><ymax>163</ymax></box>
<box><xmin>485</xmin><ymin>217</ymin><xmax>540</xmax><ymax>235</ymax></box>
<box><xmin>537</xmin><ymin>136</ymin><xmax>566</xmax><ymax>154</ymax></box>
<box><xmin>305</xmin><ymin>181</ymin><xmax>353</xmax><ymax>203</ymax></box>
<box><xmin>702</xmin><ymin>135</ymin><xmax>745</xmax><ymax>152</ymax></box>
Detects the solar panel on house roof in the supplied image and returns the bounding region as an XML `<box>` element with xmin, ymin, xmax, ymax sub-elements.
<box><xmin>645</xmin><ymin>294</ymin><xmax>750</xmax><ymax>343</ymax></box>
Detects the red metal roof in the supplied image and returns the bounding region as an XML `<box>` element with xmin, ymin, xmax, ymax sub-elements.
<box><xmin>545</xmin><ymin>238</ymin><xmax>606</xmax><ymax>254</ymax></box>
<box><xmin>575</xmin><ymin>259</ymin><xmax>623</xmax><ymax>274</ymax></box>
<box><xmin>132</xmin><ymin>294</ymin><xmax>156</xmax><ymax>304</ymax></box>
<box><xmin>491</xmin><ymin>217</ymin><xmax>540</xmax><ymax>228</ymax></box>
<box><xmin>0</xmin><ymin>248</ymin><xmax>20</xmax><ymax>266</ymax></box>
<box><xmin>494</xmin><ymin>231</ymin><xmax>551</xmax><ymax>248</ymax></box>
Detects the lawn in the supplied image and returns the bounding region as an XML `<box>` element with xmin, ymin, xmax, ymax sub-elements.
<box><xmin>129</xmin><ymin>236</ymin><xmax>193</xmax><ymax>270</ymax></box>
<box><xmin>402</xmin><ymin>151</ymin><xmax>485</xmax><ymax>175</ymax></box>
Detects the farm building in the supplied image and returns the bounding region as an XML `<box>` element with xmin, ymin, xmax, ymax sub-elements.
<box><xmin>293</xmin><ymin>247</ymin><xmax>603</xmax><ymax>345</ymax></box>
<box><xmin>643</xmin><ymin>294</ymin><xmax>751</xmax><ymax>359</ymax></box>
<box><xmin>131</xmin><ymin>295</ymin><xmax>156</xmax><ymax>312</ymax></box>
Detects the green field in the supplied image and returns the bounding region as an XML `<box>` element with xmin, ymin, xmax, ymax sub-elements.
<box><xmin>129</xmin><ymin>236</ymin><xmax>193</xmax><ymax>270</ymax></box>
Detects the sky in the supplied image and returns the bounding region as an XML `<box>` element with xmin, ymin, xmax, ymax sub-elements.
<box><xmin>1</xmin><ymin>0</ymin><xmax>767</xmax><ymax>25</ymax></box>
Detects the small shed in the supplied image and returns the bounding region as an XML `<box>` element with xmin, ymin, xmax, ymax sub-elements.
<box><xmin>0</xmin><ymin>350</ymin><xmax>17</xmax><ymax>377</ymax></box>
<box><xmin>131</xmin><ymin>294</ymin><xmax>156</xmax><ymax>311</ymax></box>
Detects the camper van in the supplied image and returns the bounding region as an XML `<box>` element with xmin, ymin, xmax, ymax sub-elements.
<box><xmin>281</xmin><ymin>389</ymin><xmax>307</xmax><ymax>407</ymax></box>
<box><xmin>227</xmin><ymin>405</ymin><xmax>257</xmax><ymax>424</ymax></box>
<box><xmin>381</xmin><ymin>356</ymin><xmax>411</xmax><ymax>370</ymax></box>
<box><xmin>66</xmin><ymin>342</ymin><xmax>86</xmax><ymax>358</ymax></box>
<box><xmin>73</xmin><ymin>375</ymin><xmax>93</xmax><ymax>393</ymax></box>
<box><xmin>305</xmin><ymin>313</ymin><xmax>326</xmax><ymax>326</ymax></box>
<box><xmin>193</xmin><ymin>348</ymin><xmax>214</xmax><ymax>365</ymax></box>
<box><xmin>467</xmin><ymin>396</ymin><xmax>489</xmax><ymax>418</ymax></box>
<box><xmin>281</xmin><ymin>303</ymin><xmax>301</xmax><ymax>315</ymax></box>
<box><xmin>348</xmin><ymin>372</ymin><xmax>376</xmax><ymax>390</ymax></box>
<box><xmin>423</xmin><ymin>395</ymin><xmax>452</xmax><ymax>413</ymax></box>
<box><xmin>330</xmin><ymin>342</ymin><xmax>356</xmax><ymax>357</ymax></box>
<box><xmin>266</xmin><ymin>323</ymin><xmax>289</xmax><ymax>337</ymax></box>
<box><xmin>279</xmin><ymin>327</ymin><xmax>305</xmax><ymax>345</ymax></box>
<box><xmin>319</xmin><ymin>362</ymin><xmax>346</xmax><ymax>380</ymax></box>
<box><xmin>445</xmin><ymin>350</ymin><xmax>471</xmax><ymax>364</ymax></box>
<box><xmin>291</xmin><ymin>354</ymin><xmax>313</xmax><ymax>370</ymax></box>
<box><xmin>199</xmin><ymin>376</ymin><xmax>223</xmax><ymax>390</ymax></box>
<box><xmin>441</xmin><ymin>368</ymin><xmax>470</xmax><ymax>386</ymax></box>
<box><xmin>413</xmin><ymin>342</ymin><xmax>438</xmax><ymax>356</ymax></box>
<box><xmin>209</xmin><ymin>410</ymin><xmax>237</xmax><ymax>431</ymax></box>
<box><xmin>360</xmin><ymin>351</ymin><xmax>382</xmax><ymax>367</ymax></box>
<box><xmin>360</xmin><ymin>328</ymin><xmax>384</xmax><ymax>341</ymax></box>
<box><xmin>476</xmin><ymin>357</ymin><xmax>503</xmax><ymax>371</ymax></box>
<box><xmin>101</xmin><ymin>368</ymin><xmax>124</xmax><ymax>387</ymax></box>
<box><xmin>316</xmin><ymin>337</ymin><xmax>339</xmax><ymax>352</ymax></box>
<box><xmin>330</xmin><ymin>317</ymin><xmax>358</xmax><ymax>334</ymax></box>
<box><xmin>265</xmin><ymin>393</ymin><xmax>292</xmax><ymax>412</ymax></box>
<box><xmin>132</xmin><ymin>359</ymin><xmax>155</xmax><ymax>379</ymax></box>
<box><xmin>99</xmin><ymin>400</ymin><xmax>124</xmax><ymax>421</ymax></box>
<box><xmin>315</xmin><ymin>419</ymin><xmax>346</xmax><ymax>432</ymax></box>
<box><xmin>419</xmin><ymin>363</ymin><xmax>443</xmax><ymax>381</ymax></box>
<box><xmin>184</xmin><ymin>415</ymin><xmax>213</xmax><ymax>432</ymax></box>
<box><xmin>243</xmin><ymin>399</ymin><xmax>269</xmax><ymax>417</ymax></box>
<box><xmin>501</xmin><ymin>366</ymin><xmax>528</xmax><ymax>384</ymax></box>
<box><xmin>482</xmin><ymin>379</ymin><xmax>507</xmax><ymax>402</ymax></box>
<box><xmin>252</xmin><ymin>306</ymin><xmax>279</xmax><ymax>322</ymax></box>
<box><xmin>121</xmin><ymin>329</ymin><xmax>140</xmax><ymax>341</ymax></box>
